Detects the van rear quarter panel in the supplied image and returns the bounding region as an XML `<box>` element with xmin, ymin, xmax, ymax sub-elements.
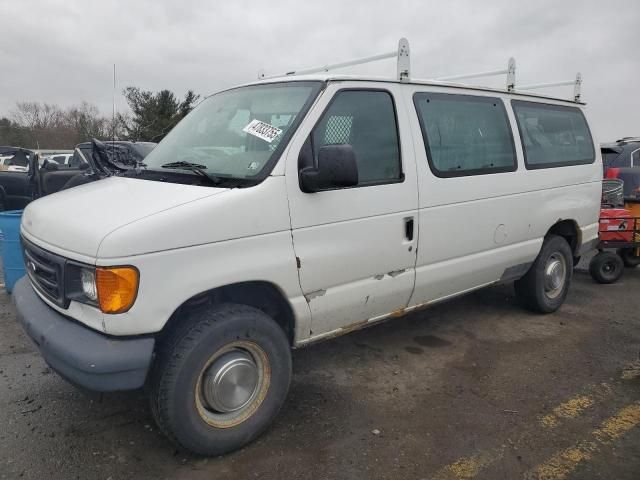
<box><xmin>402</xmin><ymin>85</ymin><xmax>601</xmax><ymax>306</ymax></box>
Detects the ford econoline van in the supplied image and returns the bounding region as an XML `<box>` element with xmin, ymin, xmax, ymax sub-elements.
<box><xmin>14</xmin><ymin>45</ymin><xmax>601</xmax><ymax>455</ymax></box>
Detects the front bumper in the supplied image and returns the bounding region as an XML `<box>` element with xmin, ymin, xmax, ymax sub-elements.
<box><xmin>13</xmin><ymin>276</ymin><xmax>154</xmax><ymax>392</ymax></box>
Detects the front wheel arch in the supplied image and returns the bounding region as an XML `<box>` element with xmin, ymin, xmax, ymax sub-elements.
<box><xmin>159</xmin><ymin>281</ymin><xmax>297</xmax><ymax>347</ymax></box>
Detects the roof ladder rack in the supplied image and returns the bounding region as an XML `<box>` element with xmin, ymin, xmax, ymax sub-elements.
<box><xmin>259</xmin><ymin>38</ymin><xmax>411</xmax><ymax>82</ymax></box>
<box><xmin>433</xmin><ymin>58</ymin><xmax>517</xmax><ymax>92</ymax></box>
<box><xmin>517</xmin><ymin>73</ymin><xmax>583</xmax><ymax>102</ymax></box>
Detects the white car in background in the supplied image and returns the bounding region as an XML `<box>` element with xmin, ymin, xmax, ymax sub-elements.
<box><xmin>0</xmin><ymin>147</ymin><xmax>33</xmax><ymax>172</ymax></box>
<box><xmin>41</xmin><ymin>153</ymin><xmax>73</xmax><ymax>167</ymax></box>
<box><xmin>0</xmin><ymin>155</ymin><xmax>28</xmax><ymax>171</ymax></box>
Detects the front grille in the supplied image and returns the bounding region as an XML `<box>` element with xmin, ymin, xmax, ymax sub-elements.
<box><xmin>21</xmin><ymin>237</ymin><xmax>67</xmax><ymax>308</ymax></box>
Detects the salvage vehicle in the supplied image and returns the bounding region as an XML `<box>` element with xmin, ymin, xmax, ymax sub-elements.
<box><xmin>35</xmin><ymin>140</ymin><xmax>156</xmax><ymax>195</ymax></box>
<box><xmin>0</xmin><ymin>140</ymin><xmax>156</xmax><ymax>208</ymax></box>
<box><xmin>0</xmin><ymin>147</ymin><xmax>35</xmax><ymax>210</ymax></box>
<box><xmin>0</xmin><ymin>146</ymin><xmax>33</xmax><ymax>172</ymax></box>
<box><xmin>13</xmin><ymin>39</ymin><xmax>602</xmax><ymax>456</ymax></box>
<box><xmin>601</xmin><ymin>137</ymin><xmax>640</xmax><ymax>171</ymax></box>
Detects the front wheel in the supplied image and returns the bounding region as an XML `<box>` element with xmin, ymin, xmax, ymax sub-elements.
<box><xmin>514</xmin><ymin>235</ymin><xmax>573</xmax><ymax>313</ymax></box>
<box><xmin>149</xmin><ymin>304</ymin><xmax>292</xmax><ymax>456</ymax></box>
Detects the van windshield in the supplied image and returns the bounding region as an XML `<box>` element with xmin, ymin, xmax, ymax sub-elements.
<box><xmin>143</xmin><ymin>82</ymin><xmax>322</xmax><ymax>183</ymax></box>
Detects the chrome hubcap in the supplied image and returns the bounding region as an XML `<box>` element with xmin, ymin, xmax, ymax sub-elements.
<box><xmin>202</xmin><ymin>350</ymin><xmax>259</xmax><ymax>413</ymax></box>
<box><xmin>544</xmin><ymin>253</ymin><xmax>567</xmax><ymax>299</ymax></box>
<box><xmin>195</xmin><ymin>341</ymin><xmax>270</xmax><ymax>428</ymax></box>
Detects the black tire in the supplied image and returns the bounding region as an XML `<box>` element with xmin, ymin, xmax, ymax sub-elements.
<box><xmin>149</xmin><ymin>303</ymin><xmax>291</xmax><ymax>456</ymax></box>
<box><xmin>514</xmin><ymin>235</ymin><xmax>573</xmax><ymax>313</ymax></box>
<box><xmin>589</xmin><ymin>251</ymin><xmax>624</xmax><ymax>284</ymax></box>
<box><xmin>618</xmin><ymin>248</ymin><xmax>640</xmax><ymax>268</ymax></box>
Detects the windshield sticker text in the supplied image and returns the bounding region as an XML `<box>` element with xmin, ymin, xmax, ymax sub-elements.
<box><xmin>242</xmin><ymin>119</ymin><xmax>283</xmax><ymax>143</ymax></box>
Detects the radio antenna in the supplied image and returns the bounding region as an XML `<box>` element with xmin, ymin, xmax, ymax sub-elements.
<box><xmin>112</xmin><ymin>63</ymin><xmax>116</xmax><ymax>143</ymax></box>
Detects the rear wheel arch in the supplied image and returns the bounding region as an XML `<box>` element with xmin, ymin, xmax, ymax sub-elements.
<box><xmin>546</xmin><ymin>219</ymin><xmax>581</xmax><ymax>256</ymax></box>
<box><xmin>159</xmin><ymin>281</ymin><xmax>296</xmax><ymax>346</ymax></box>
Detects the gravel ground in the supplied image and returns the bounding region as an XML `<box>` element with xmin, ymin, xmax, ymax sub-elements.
<box><xmin>1</xmin><ymin>265</ymin><xmax>639</xmax><ymax>480</ymax></box>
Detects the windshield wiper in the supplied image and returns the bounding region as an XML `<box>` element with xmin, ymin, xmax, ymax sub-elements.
<box><xmin>161</xmin><ymin>161</ymin><xmax>208</xmax><ymax>169</ymax></box>
<box><xmin>161</xmin><ymin>161</ymin><xmax>222</xmax><ymax>186</ymax></box>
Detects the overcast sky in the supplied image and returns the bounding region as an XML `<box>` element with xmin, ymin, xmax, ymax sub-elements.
<box><xmin>1</xmin><ymin>0</ymin><xmax>638</xmax><ymax>141</ymax></box>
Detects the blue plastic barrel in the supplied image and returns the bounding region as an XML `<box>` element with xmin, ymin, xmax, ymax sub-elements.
<box><xmin>0</xmin><ymin>210</ymin><xmax>25</xmax><ymax>293</ymax></box>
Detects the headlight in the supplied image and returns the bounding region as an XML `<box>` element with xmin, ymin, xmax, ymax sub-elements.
<box><xmin>66</xmin><ymin>264</ymin><xmax>139</xmax><ymax>314</ymax></box>
<box><xmin>80</xmin><ymin>268</ymin><xmax>97</xmax><ymax>301</ymax></box>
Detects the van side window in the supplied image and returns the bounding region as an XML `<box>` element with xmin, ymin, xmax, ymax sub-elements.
<box><xmin>310</xmin><ymin>90</ymin><xmax>402</xmax><ymax>185</ymax></box>
<box><xmin>511</xmin><ymin>101</ymin><xmax>595</xmax><ymax>169</ymax></box>
<box><xmin>413</xmin><ymin>93</ymin><xmax>516</xmax><ymax>177</ymax></box>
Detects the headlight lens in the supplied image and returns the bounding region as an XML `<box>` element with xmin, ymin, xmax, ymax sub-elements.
<box><xmin>80</xmin><ymin>268</ymin><xmax>97</xmax><ymax>301</ymax></box>
<box><xmin>66</xmin><ymin>264</ymin><xmax>139</xmax><ymax>314</ymax></box>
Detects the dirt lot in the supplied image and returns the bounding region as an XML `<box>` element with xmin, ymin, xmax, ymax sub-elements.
<box><xmin>1</xmin><ymin>266</ymin><xmax>639</xmax><ymax>480</ymax></box>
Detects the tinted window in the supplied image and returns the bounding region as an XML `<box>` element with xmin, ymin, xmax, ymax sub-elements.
<box><xmin>413</xmin><ymin>93</ymin><xmax>516</xmax><ymax>177</ymax></box>
<box><xmin>311</xmin><ymin>90</ymin><xmax>401</xmax><ymax>185</ymax></box>
<box><xmin>601</xmin><ymin>148</ymin><xmax>622</xmax><ymax>168</ymax></box>
<box><xmin>512</xmin><ymin>101</ymin><xmax>594</xmax><ymax>169</ymax></box>
<box><xmin>632</xmin><ymin>149</ymin><xmax>640</xmax><ymax>168</ymax></box>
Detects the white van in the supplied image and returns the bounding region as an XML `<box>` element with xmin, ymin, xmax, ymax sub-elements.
<box><xmin>14</xmin><ymin>41</ymin><xmax>601</xmax><ymax>455</ymax></box>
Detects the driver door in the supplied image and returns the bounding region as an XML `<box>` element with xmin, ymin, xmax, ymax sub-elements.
<box><xmin>285</xmin><ymin>82</ymin><xmax>419</xmax><ymax>340</ymax></box>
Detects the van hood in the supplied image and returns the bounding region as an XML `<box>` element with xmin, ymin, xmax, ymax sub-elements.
<box><xmin>22</xmin><ymin>176</ymin><xmax>229</xmax><ymax>258</ymax></box>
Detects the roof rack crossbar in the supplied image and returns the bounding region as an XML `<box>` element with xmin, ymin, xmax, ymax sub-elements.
<box><xmin>434</xmin><ymin>58</ymin><xmax>516</xmax><ymax>91</ymax></box>
<box><xmin>517</xmin><ymin>73</ymin><xmax>582</xmax><ymax>102</ymax></box>
<box><xmin>259</xmin><ymin>38</ymin><xmax>411</xmax><ymax>82</ymax></box>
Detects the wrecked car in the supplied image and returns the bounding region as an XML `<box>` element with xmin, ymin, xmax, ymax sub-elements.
<box><xmin>0</xmin><ymin>140</ymin><xmax>156</xmax><ymax>209</ymax></box>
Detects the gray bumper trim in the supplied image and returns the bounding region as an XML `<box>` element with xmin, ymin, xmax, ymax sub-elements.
<box><xmin>13</xmin><ymin>276</ymin><xmax>154</xmax><ymax>392</ymax></box>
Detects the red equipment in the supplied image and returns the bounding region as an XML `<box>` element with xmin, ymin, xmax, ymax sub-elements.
<box><xmin>605</xmin><ymin>168</ymin><xmax>620</xmax><ymax>180</ymax></box>
<box><xmin>599</xmin><ymin>208</ymin><xmax>634</xmax><ymax>242</ymax></box>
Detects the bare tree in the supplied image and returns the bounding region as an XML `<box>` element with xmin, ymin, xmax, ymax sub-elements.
<box><xmin>11</xmin><ymin>102</ymin><xmax>65</xmax><ymax>130</ymax></box>
<box><xmin>64</xmin><ymin>101</ymin><xmax>109</xmax><ymax>140</ymax></box>
<box><xmin>4</xmin><ymin>101</ymin><xmax>113</xmax><ymax>149</ymax></box>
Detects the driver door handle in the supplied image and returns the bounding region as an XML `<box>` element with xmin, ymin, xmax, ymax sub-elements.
<box><xmin>404</xmin><ymin>217</ymin><xmax>414</xmax><ymax>241</ymax></box>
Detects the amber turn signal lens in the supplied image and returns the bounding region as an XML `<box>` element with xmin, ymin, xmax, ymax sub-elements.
<box><xmin>96</xmin><ymin>267</ymin><xmax>139</xmax><ymax>314</ymax></box>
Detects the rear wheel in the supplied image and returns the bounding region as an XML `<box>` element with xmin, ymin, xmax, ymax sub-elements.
<box><xmin>149</xmin><ymin>304</ymin><xmax>291</xmax><ymax>456</ymax></box>
<box><xmin>619</xmin><ymin>248</ymin><xmax>640</xmax><ymax>268</ymax></box>
<box><xmin>590</xmin><ymin>251</ymin><xmax>624</xmax><ymax>284</ymax></box>
<box><xmin>514</xmin><ymin>235</ymin><xmax>573</xmax><ymax>313</ymax></box>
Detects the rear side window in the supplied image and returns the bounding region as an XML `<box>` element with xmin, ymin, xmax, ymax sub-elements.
<box><xmin>511</xmin><ymin>101</ymin><xmax>594</xmax><ymax>169</ymax></box>
<box><xmin>632</xmin><ymin>149</ymin><xmax>640</xmax><ymax>167</ymax></box>
<box><xmin>311</xmin><ymin>90</ymin><xmax>402</xmax><ymax>185</ymax></box>
<box><xmin>413</xmin><ymin>93</ymin><xmax>516</xmax><ymax>177</ymax></box>
<box><xmin>601</xmin><ymin>148</ymin><xmax>622</xmax><ymax>168</ymax></box>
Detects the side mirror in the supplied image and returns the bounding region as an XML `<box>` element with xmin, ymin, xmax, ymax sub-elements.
<box><xmin>299</xmin><ymin>144</ymin><xmax>358</xmax><ymax>193</ymax></box>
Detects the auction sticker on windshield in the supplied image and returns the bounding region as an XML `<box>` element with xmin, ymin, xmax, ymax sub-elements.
<box><xmin>243</xmin><ymin>119</ymin><xmax>283</xmax><ymax>143</ymax></box>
